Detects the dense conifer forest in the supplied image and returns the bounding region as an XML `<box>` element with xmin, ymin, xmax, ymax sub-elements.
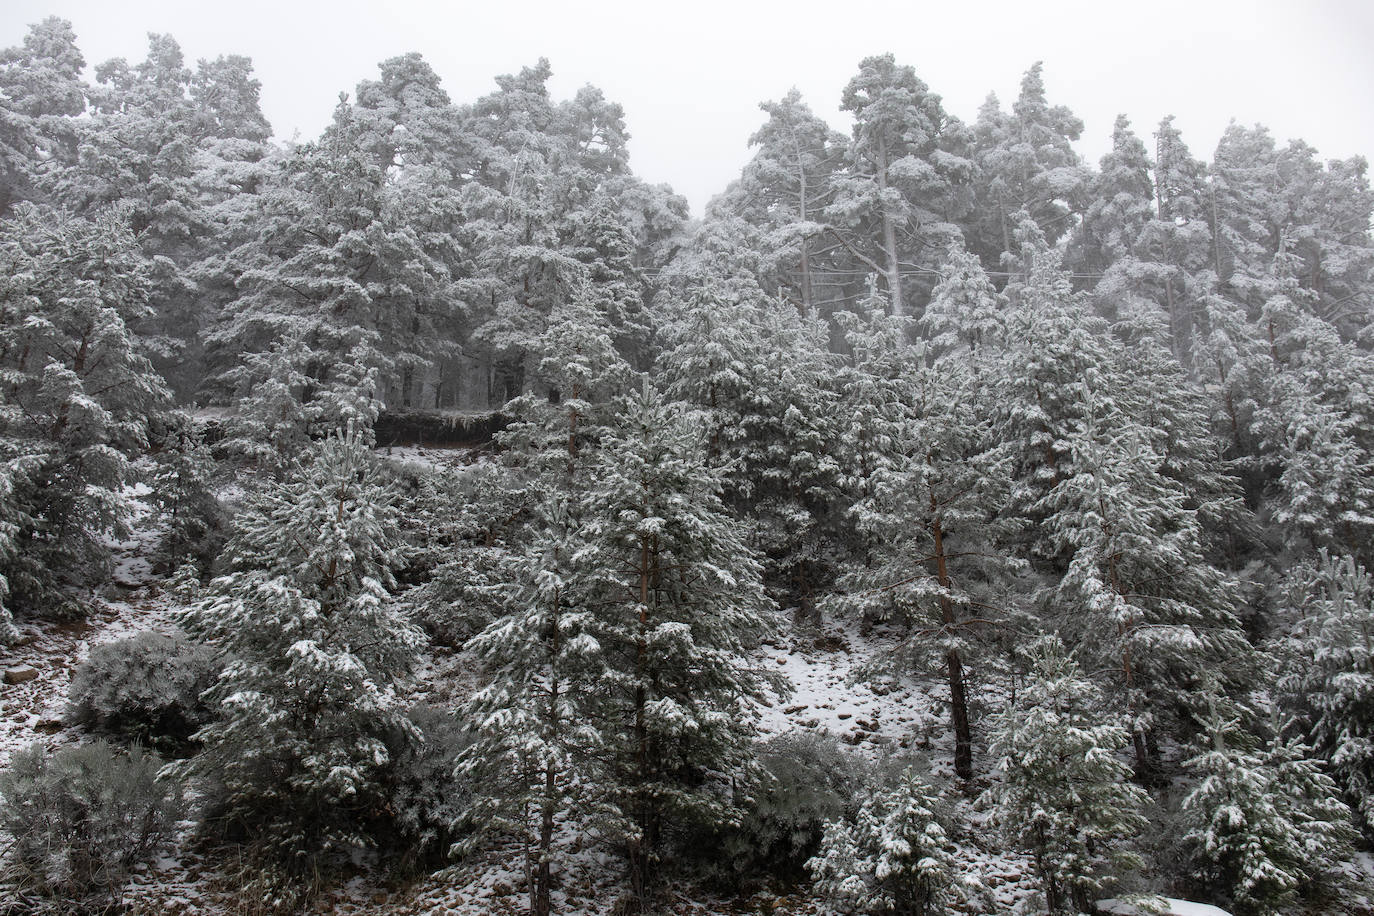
<box><xmin>0</xmin><ymin>16</ymin><xmax>1371</xmax><ymax>916</ymax></box>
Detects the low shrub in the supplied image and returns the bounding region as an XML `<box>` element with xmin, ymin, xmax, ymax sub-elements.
<box><xmin>673</xmin><ymin>732</ymin><xmax>856</xmax><ymax>890</ymax></box>
<box><xmin>377</xmin><ymin>704</ymin><xmax>474</xmax><ymax>871</ymax></box>
<box><xmin>0</xmin><ymin>740</ymin><xmax>181</xmax><ymax>906</ymax></box>
<box><xmin>66</xmin><ymin>631</ymin><xmax>216</xmax><ymax>754</ymax></box>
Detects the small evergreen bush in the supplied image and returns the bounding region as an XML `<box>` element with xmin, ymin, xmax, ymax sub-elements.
<box><xmin>808</xmin><ymin>764</ymin><xmax>966</xmax><ymax>916</ymax></box>
<box><xmin>66</xmin><ymin>631</ymin><xmax>216</xmax><ymax>753</ymax></box>
<box><xmin>0</xmin><ymin>740</ymin><xmax>180</xmax><ymax>905</ymax></box>
<box><xmin>732</xmin><ymin>733</ymin><xmax>854</xmax><ymax>878</ymax></box>
<box><xmin>379</xmin><ymin>704</ymin><xmax>474</xmax><ymax>870</ymax></box>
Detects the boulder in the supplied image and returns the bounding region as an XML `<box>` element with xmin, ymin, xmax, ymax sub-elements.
<box><xmin>3</xmin><ymin>665</ymin><xmax>39</xmax><ymax>684</ymax></box>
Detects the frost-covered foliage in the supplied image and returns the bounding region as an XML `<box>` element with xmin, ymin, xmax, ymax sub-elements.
<box><xmin>659</xmin><ymin>266</ymin><xmax>845</xmax><ymax>621</ymax></box>
<box><xmin>985</xmin><ymin>638</ymin><xmax>1151</xmax><ymax>914</ymax></box>
<box><xmin>405</xmin><ymin>461</ymin><xmax>530</xmax><ymax>645</ymax></box>
<box><xmin>575</xmin><ymin>382</ymin><xmax>785</xmax><ymax>908</ymax></box>
<box><xmin>0</xmin><ymin>204</ymin><xmax>169</xmax><ymax>633</ymax></box>
<box><xmin>1277</xmin><ymin>550</ymin><xmax>1374</xmax><ymax>830</ymax></box>
<box><xmin>66</xmin><ymin>630</ymin><xmax>216</xmax><ymax>753</ymax></box>
<box><xmin>0</xmin><ymin>741</ymin><xmax>180</xmax><ymax>905</ymax></box>
<box><xmin>1180</xmin><ymin>717</ymin><xmax>1355</xmax><ymax>915</ymax></box>
<box><xmin>178</xmin><ymin>425</ymin><xmax>424</xmax><ymax>867</ymax></box>
<box><xmin>719</xmin><ymin>733</ymin><xmax>854</xmax><ymax>881</ymax></box>
<box><xmin>150</xmin><ymin>410</ymin><xmax>228</xmax><ymax>571</ymax></box>
<box><xmin>380</xmin><ymin>704</ymin><xmax>473</xmax><ymax>870</ymax></box>
<box><xmin>217</xmin><ymin>332</ymin><xmax>384</xmax><ymax>469</ymax></box>
<box><xmin>808</xmin><ymin>766</ymin><xmax>966</xmax><ymax>916</ymax></box>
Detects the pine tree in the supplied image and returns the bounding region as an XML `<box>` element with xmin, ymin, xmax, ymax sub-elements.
<box><xmin>967</xmin><ymin>63</ymin><xmax>1088</xmax><ymax>271</ymax></box>
<box><xmin>455</xmin><ymin>285</ymin><xmax>631</xmax><ymax>916</ymax></box>
<box><xmin>0</xmin><ymin>205</ymin><xmax>169</xmax><ymax>624</ymax></box>
<box><xmin>808</xmin><ymin>767</ymin><xmax>964</xmax><ymax>916</ymax></box>
<box><xmin>179</xmin><ymin>426</ymin><xmax>424</xmax><ymax>866</ymax></box>
<box><xmin>985</xmin><ymin>638</ymin><xmax>1150</xmax><ymax>914</ymax></box>
<box><xmin>1181</xmin><ymin>715</ymin><xmax>1355</xmax><ymax>916</ymax></box>
<box><xmin>576</xmin><ymin>382</ymin><xmax>783</xmax><ymax>909</ymax></box>
<box><xmin>715</xmin><ymin>88</ymin><xmax>845</xmax><ymax>311</ymax></box>
<box><xmin>834</xmin><ymin>320</ymin><xmax>1016</xmax><ymax>780</ymax></box>
<box><xmin>1278</xmin><ymin>551</ymin><xmax>1374</xmax><ymax>830</ymax></box>
<box><xmin>460</xmin><ymin>499</ymin><xmax>598</xmax><ymax>916</ymax></box>
<box><xmin>1039</xmin><ymin>363</ymin><xmax>1249</xmax><ymax>773</ymax></box>
<box><xmin>0</xmin><ymin>17</ymin><xmax>86</xmax><ymax>215</ymax></box>
<box><xmin>149</xmin><ymin>410</ymin><xmax>226</xmax><ymax>572</ymax></box>
<box><xmin>829</xmin><ymin>54</ymin><xmax>973</xmax><ymax>317</ymax></box>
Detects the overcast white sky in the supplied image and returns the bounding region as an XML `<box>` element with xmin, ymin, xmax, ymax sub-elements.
<box><xmin>3</xmin><ymin>0</ymin><xmax>1372</xmax><ymax>215</ymax></box>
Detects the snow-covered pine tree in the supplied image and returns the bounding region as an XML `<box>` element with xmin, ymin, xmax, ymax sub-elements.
<box><xmin>657</xmin><ymin>267</ymin><xmax>768</xmax><ymax>470</ymax></box>
<box><xmin>1248</xmin><ymin>272</ymin><xmax>1374</xmax><ymax>560</ymax></box>
<box><xmin>922</xmin><ymin>242</ymin><xmax>1007</xmax><ymax>358</ymax></box>
<box><xmin>731</xmin><ymin>303</ymin><xmax>844</xmax><ymax>623</ymax></box>
<box><xmin>455</xmin><ymin>285</ymin><xmax>632</xmax><ymax>916</ymax></box>
<box><xmin>576</xmin><ymin>382</ymin><xmax>784</xmax><ymax>910</ymax></box>
<box><xmin>218</xmin><ymin>330</ymin><xmax>383</xmax><ymax>470</ymax></box>
<box><xmin>149</xmin><ymin>410</ymin><xmax>226</xmax><ymax>572</ymax></box>
<box><xmin>966</xmin><ymin>62</ymin><xmax>1089</xmax><ymax>272</ymax></box>
<box><xmin>1180</xmin><ymin>714</ymin><xmax>1355</xmax><ymax>916</ymax></box>
<box><xmin>459</xmin><ymin>499</ymin><xmax>598</xmax><ymax>916</ymax></box>
<box><xmin>831</xmin><ymin>280</ymin><xmax>914</xmax><ymax>555</ymax></box>
<box><xmin>985</xmin><ymin>637</ymin><xmax>1151</xmax><ymax>914</ymax></box>
<box><xmin>500</xmin><ymin>281</ymin><xmax>633</xmax><ymax>482</ymax></box>
<box><xmin>565</xmin><ymin>194</ymin><xmax>653</xmax><ymax>370</ymax></box>
<box><xmin>660</xmin><ymin>215</ymin><xmax>848</xmax><ymax>622</ymax></box>
<box><xmin>829</xmin><ymin>54</ymin><xmax>973</xmax><ymax>318</ymax></box>
<box><xmin>179</xmin><ymin>425</ymin><xmax>424</xmax><ymax>867</ymax></box>
<box><xmin>808</xmin><ymin>767</ymin><xmax>965</xmax><ymax>916</ymax></box>
<box><xmin>834</xmin><ymin>295</ymin><xmax>1018</xmax><ymax>780</ymax></box>
<box><xmin>1040</xmin><ymin>365</ymin><xmax>1250</xmax><ymax>774</ymax></box>
<box><xmin>994</xmin><ymin>243</ymin><xmax>1250</xmax><ymax>772</ymax></box>
<box><xmin>1277</xmin><ymin>550</ymin><xmax>1374</xmax><ymax>831</ymax></box>
<box><xmin>0</xmin><ymin>17</ymin><xmax>86</xmax><ymax>216</ymax></box>
<box><xmin>713</xmin><ymin>88</ymin><xmax>845</xmax><ymax>311</ymax></box>
<box><xmin>0</xmin><ymin>204</ymin><xmax>170</xmax><ymax>628</ymax></box>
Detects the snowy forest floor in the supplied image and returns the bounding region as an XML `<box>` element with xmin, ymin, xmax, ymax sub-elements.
<box><xmin>0</xmin><ymin>449</ymin><xmax>1370</xmax><ymax>914</ymax></box>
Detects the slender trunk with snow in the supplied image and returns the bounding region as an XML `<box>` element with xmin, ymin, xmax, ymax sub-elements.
<box><xmin>930</xmin><ymin>490</ymin><xmax>973</xmax><ymax>780</ymax></box>
<box><xmin>876</xmin><ymin>135</ymin><xmax>904</xmax><ymax>318</ymax></box>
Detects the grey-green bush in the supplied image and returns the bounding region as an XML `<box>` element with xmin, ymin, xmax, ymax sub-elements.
<box><xmin>677</xmin><ymin>733</ymin><xmax>855</xmax><ymax>889</ymax></box>
<box><xmin>0</xmin><ymin>741</ymin><xmax>180</xmax><ymax>904</ymax></box>
<box><xmin>379</xmin><ymin>704</ymin><xmax>474</xmax><ymax>870</ymax></box>
<box><xmin>66</xmin><ymin>631</ymin><xmax>216</xmax><ymax>753</ymax></box>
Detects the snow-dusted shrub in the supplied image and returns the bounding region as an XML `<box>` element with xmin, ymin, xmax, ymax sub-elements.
<box><xmin>0</xmin><ymin>740</ymin><xmax>180</xmax><ymax>904</ymax></box>
<box><xmin>66</xmin><ymin>630</ymin><xmax>215</xmax><ymax>753</ymax></box>
<box><xmin>807</xmin><ymin>766</ymin><xmax>966</xmax><ymax>916</ymax></box>
<box><xmin>718</xmin><ymin>733</ymin><xmax>854</xmax><ymax>882</ymax></box>
<box><xmin>379</xmin><ymin>703</ymin><xmax>474</xmax><ymax>870</ymax></box>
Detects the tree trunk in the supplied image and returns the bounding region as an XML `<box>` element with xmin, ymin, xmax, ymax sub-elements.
<box><xmin>534</xmin><ymin>762</ymin><xmax>555</xmax><ymax>916</ymax></box>
<box><xmin>877</xmin><ymin>136</ymin><xmax>904</xmax><ymax>318</ymax></box>
<box><xmin>629</xmin><ymin>534</ymin><xmax>653</xmax><ymax>912</ymax></box>
<box><xmin>931</xmin><ymin>501</ymin><xmax>973</xmax><ymax>780</ymax></box>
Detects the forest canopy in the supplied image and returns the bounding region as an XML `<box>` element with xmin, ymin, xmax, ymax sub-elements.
<box><xmin>0</xmin><ymin>16</ymin><xmax>1371</xmax><ymax>916</ymax></box>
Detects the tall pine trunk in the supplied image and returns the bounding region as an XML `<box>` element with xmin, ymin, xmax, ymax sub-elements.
<box><xmin>931</xmin><ymin>498</ymin><xmax>973</xmax><ymax>780</ymax></box>
<box><xmin>877</xmin><ymin>136</ymin><xmax>904</xmax><ymax>318</ymax></box>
